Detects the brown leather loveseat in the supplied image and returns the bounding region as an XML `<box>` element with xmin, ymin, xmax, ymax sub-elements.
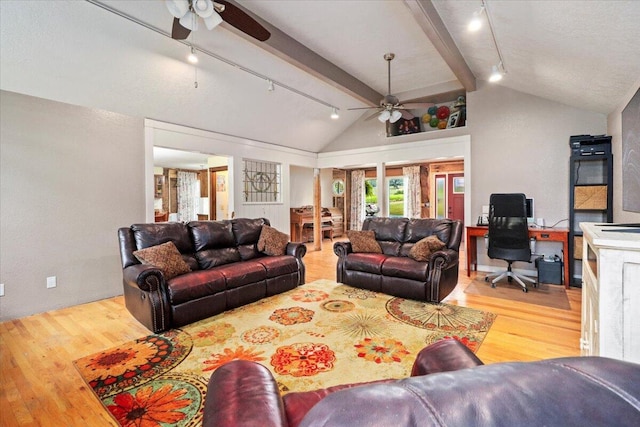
<box><xmin>118</xmin><ymin>218</ymin><xmax>306</xmax><ymax>333</ymax></box>
<box><xmin>203</xmin><ymin>339</ymin><xmax>640</xmax><ymax>427</ymax></box>
<box><xmin>334</xmin><ymin>217</ymin><xmax>462</xmax><ymax>302</ymax></box>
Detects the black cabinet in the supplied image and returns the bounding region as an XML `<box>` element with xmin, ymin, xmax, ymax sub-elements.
<box><xmin>568</xmin><ymin>135</ymin><xmax>613</xmax><ymax>287</ymax></box>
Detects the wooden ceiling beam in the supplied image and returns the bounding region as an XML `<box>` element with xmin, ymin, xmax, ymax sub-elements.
<box><xmin>221</xmin><ymin>0</ymin><xmax>383</xmax><ymax>107</ymax></box>
<box><xmin>403</xmin><ymin>0</ymin><xmax>477</xmax><ymax>92</ymax></box>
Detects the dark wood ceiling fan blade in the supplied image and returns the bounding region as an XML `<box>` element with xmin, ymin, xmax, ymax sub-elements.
<box><xmin>171</xmin><ymin>17</ymin><xmax>191</xmax><ymax>40</ymax></box>
<box><xmin>400</xmin><ymin>110</ymin><xmax>414</xmax><ymax>120</ymax></box>
<box><xmin>217</xmin><ymin>1</ymin><xmax>271</xmax><ymax>41</ymax></box>
<box><xmin>400</xmin><ymin>102</ymin><xmax>434</xmax><ymax>109</ymax></box>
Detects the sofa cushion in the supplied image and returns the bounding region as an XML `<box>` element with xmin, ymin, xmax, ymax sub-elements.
<box><xmin>405</xmin><ymin>219</ymin><xmax>452</xmax><ymax>246</ymax></box>
<box><xmin>196</xmin><ymin>248</ymin><xmax>242</xmax><ymax>269</ymax></box>
<box><xmin>233</xmin><ymin>218</ymin><xmax>267</xmax><ymax>260</ymax></box>
<box><xmin>344</xmin><ymin>253</ymin><xmax>388</xmax><ymax>275</ymax></box>
<box><xmin>189</xmin><ymin>221</ymin><xmax>236</xmax><ymax>251</ymax></box>
<box><xmin>258</xmin><ymin>225</ymin><xmax>290</xmax><ymax>256</ymax></box>
<box><xmin>347</xmin><ymin>230</ymin><xmax>382</xmax><ymax>253</ymax></box>
<box><xmin>166</xmin><ymin>269</ymin><xmax>226</xmax><ymax>305</ymax></box>
<box><xmin>408</xmin><ymin>236</ymin><xmax>446</xmax><ymax>262</ymax></box>
<box><xmin>213</xmin><ymin>261</ymin><xmax>267</xmax><ymax>289</ymax></box>
<box><xmin>381</xmin><ymin>256</ymin><xmax>429</xmax><ymax>281</ymax></box>
<box><xmin>133</xmin><ymin>241</ymin><xmax>192</xmax><ymax>280</ymax></box>
<box><xmin>254</xmin><ymin>255</ymin><xmax>299</xmax><ymax>278</ymax></box>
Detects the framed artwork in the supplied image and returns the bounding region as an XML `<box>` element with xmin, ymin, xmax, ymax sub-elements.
<box><xmin>447</xmin><ymin>111</ymin><xmax>460</xmax><ymax>129</ymax></box>
<box><xmin>390</xmin><ymin>117</ymin><xmax>422</xmax><ymax>136</ymax></box>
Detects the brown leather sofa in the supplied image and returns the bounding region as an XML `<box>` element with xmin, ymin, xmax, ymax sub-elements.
<box><xmin>118</xmin><ymin>218</ymin><xmax>306</xmax><ymax>333</ymax></box>
<box><xmin>203</xmin><ymin>339</ymin><xmax>640</xmax><ymax>427</ymax></box>
<box><xmin>334</xmin><ymin>217</ymin><xmax>462</xmax><ymax>302</ymax></box>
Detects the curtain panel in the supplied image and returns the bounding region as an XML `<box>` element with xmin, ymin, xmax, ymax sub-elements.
<box><xmin>403</xmin><ymin>165</ymin><xmax>422</xmax><ymax>218</ymax></box>
<box><xmin>350</xmin><ymin>170</ymin><xmax>365</xmax><ymax>230</ymax></box>
<box><xmin>177</xmin><ymin>171</ymin><xmax>199</xmax><ymax>222</ymax></box>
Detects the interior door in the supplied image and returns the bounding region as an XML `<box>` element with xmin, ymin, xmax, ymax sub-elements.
<box><xmin>448</xmin><ymin>173</ymin><xmax>464</xmax><ymax>225</ymax></box>
<box><xmin>209</xmin><ymin>167</ymin><xmax>229</xmax><ymax>220</ymax></box>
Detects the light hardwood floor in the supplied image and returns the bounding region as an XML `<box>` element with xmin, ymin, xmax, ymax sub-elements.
<box><xmin>0</xmin><ymin>239</ymin><xmax>581</xmax><ymax>426</ymax></box>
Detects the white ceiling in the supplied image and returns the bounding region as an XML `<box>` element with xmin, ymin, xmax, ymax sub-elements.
<box><xmin>2</xmin><ymin>1</ymin><xmax>639</xmax><ymax>159</ymax></box>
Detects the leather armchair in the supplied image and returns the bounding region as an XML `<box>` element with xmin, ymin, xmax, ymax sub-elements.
<box><xmin>203</xmin><ymin>339</ymin><xmax>640</xmax><ymax>427</ymax></box>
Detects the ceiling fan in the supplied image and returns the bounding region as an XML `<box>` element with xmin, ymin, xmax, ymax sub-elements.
<box><xmin>166</xmin><ymin>0</ymin><xmax>270</xmax><ymax>42</ymax></box>
<box><xmin>349</xmin><ymin>53</ymin><xmax>433</xmax><ymax>123</ymax></box>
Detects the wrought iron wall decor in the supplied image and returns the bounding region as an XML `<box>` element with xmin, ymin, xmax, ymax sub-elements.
<box><xmin>243</xmin><ymin>159</ymin><xmax>281</xmax><ymax>203</ymax></box>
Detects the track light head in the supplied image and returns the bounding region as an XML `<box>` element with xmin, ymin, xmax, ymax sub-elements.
<box><xmin>330</xmin><ymin>107</ymin><xmax>339</xmax><ymax>120</ymax></box>
<box><xmin>489</xmin><ymin>64</ymin><xmax>503</xmax><ymax>82</ymax></box>
<box><xmin>468</xmin><ymin>6</ymin><xmax>485</xmax><ymax>31</ymax></box>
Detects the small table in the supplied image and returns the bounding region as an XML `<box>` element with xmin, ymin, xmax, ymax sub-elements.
<box><xmin>466</xmin><ymin>225</ymin><xmax>570</xmax><ymax>289</ymax></box>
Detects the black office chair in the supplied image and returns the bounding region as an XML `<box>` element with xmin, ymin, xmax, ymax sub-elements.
<box><xmin>484</xmin><ymin>193</ymin><xmax>536</xmax><ymax>292</ymax></box>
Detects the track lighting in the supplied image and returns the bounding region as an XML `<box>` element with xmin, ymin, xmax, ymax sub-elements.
<box><xmin>468</xmin><ymin>5</ymin><xmax>485</xmax><ymax>31</ymax></box>
<box><xmin>470</xmin><ymin>0</ymin><xmax>507</xmax><ymax>83</ymax></box>
<box><xmin>489</xmin><ymin>64</ymin><xmax>503</xmax><ymax>82</ymax></box>
<box><xmin>331</xmin><ymin>107</ymin><xmax>339</xmax><ymax>120</ymax></box>
<box><xmin>267</xmin><ymin>79</ymin><xmax>275</xmax><ymax>92</ymax></box>
<box><xmin>187</xmin><ymin>46</ymin><xmax>198</xmax><ymax>63</ymax></box>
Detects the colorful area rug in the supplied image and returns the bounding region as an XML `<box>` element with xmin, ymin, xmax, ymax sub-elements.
<box><xmin>75</xmin><ymin>279</ymin><xmax>496</xmax><ymax>427</ymax></box>
<box><xmin>465</xmin><ymin>275</ymin><xmax>571</xmax><ymax>310</ymax></box>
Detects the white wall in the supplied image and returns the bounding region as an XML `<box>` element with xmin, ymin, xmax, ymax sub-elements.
<box><xmin>320</xmin><ymin>82</ymin><xmax>608</xmax><ymax>271</ymax></box>
<box><xmin>0</xmin><ymin>91</ymin><xmax>145</xmax><ymax>320</ymax></box>
<box><xmin>146</xmin><ymin>120</ymin><xmax>318</xmax><ymax>234</ymax></box>
<box><xmin>290</xmin><ymin>166</ymin><xmax>314</xmax><ymax>207</ymax></box>
<box><xmin>607</xmin><ymin>79</ymin><xmax>640</xmax><ymax>224</ymax></box>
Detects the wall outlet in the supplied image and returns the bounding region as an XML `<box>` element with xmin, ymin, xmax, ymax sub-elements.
<box><xmin>0</xmin><ymin>283</ymin><xmax>4</xmax><ymax>297</ymax></box>
<box><xmin>46</xmin><ymin>276</ymin><xmax>57</xmax><ymax>289</ymax></box>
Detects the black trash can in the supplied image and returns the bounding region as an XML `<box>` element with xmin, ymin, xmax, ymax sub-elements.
<box><xmin>536</xmin><ymin>256</ymin><xmax>563</xmax><ymax>285</ymax></box>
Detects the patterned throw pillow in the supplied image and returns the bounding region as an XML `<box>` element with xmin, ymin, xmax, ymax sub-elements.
<box><xmin>257</xmin><ymin>225</ymin><xmax>290</xmax><ymax>256</ymax></box>
<box><xmin>408</xmin><ymin>235</ymin><xmax>446</xmax><ymax>262</ymax></box>
<box><xmin>133</xmin><ymin>241</ymin><xmax>191</xmax><ymax>280</ymax></box>
<box><xmin>347</xmin><ymin>230</ymin><xmax>382</xmax><ymax>253</ymax></box>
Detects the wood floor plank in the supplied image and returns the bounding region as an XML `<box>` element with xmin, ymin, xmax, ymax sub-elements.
<box><xmin>0</xmin><ymin>240</ymin><xmax>582</xmax><ymax>426</ymax></box>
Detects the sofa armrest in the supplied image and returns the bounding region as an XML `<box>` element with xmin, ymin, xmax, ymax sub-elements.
<box><xmin>203</xmin><ymin>360</ymin><xmax>287</xmax><ymax>427</ymax></box>
<box><xmin>122</xmin><ymin>264</ymin><xmax>165</xmax><ymax>292</ymax></box>
<box><xmin>333</xmin><ymin>241</ymin><xmax>353</xmax><ymax>257</ymax></box>
<box><xmin>286</xmin><ymin>242</ymin><xmax>307</xmax><ymax>259</ymax></box>
<box><xmin>428</xmin><ymin>248</ymin><xmax>459</xmax><ymax>269</ymax></box>
<box><xmin>411</xmin><ymin>339</ymin><xmax>484</xmax><ymax>376</ymax></box>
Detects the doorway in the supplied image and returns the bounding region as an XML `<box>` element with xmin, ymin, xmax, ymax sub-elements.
<box><xmin>434</xmin><ymin>172</ymin><xmax>465</xmax><ymax>226</ymax></box>
<box><xmin>209</xmin><ymin>166</ymin><xmax>229</xmax><ymax>220</ymax></box>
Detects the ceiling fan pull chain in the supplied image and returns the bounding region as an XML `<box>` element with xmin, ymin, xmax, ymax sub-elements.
<box><xmin>194</xmin><ymin>66</ymin><xmax>198</xmax><ymax>88</ymax></box>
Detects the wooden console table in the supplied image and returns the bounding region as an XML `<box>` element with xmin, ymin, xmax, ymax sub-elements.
<box><xmin>466</xmin><ymin>225</ymin><xmax>570</xmax><ymax>289</ymax></box>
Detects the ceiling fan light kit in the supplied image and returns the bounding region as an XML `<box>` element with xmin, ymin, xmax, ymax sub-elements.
<box><xmin>349</xmin><ymin>53</ymin><xmax>433</xmax><ymax>125</ymax></box>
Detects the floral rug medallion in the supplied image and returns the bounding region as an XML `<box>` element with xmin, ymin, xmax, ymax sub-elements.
<box><xmin>75</xmin><ymin>279</ymin><xmax>496</xmax><ymax>426</ymax></box>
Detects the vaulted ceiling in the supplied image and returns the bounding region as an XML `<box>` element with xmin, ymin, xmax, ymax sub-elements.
<box><xmin>2</xmin><ymin>1</ymin><xmax>639</xmax><ymax>155</ymax></box>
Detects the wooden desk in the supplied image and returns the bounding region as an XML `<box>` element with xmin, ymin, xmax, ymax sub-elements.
<box><xmin>466</xmin><ymin>225</ymin><xmax>570</xmax><ymax>289</ymax></box>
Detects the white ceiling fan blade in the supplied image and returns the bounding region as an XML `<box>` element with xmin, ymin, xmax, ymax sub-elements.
<box><xmin>179</xmin><ymin>11</ymin><xmax>199</xmax><ymax>31</ymax></box>
<box><xmin>166</xmin><ymin>0</ymin><xmax>189</xmax><ymax>18</ymax></box>
<box><xmin>203</xmin><ymin>11</ymin><xmax>223</xmax><ymax>30</ymax></box>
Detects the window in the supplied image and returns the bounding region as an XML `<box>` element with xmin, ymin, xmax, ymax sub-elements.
<box><xmin>387</xmin><ymin>177</ymin><xmax>406</xmax><ymax>217</ymax></box>
<box><xmin>243</xmin><ymin>159</ymin><xmax>281</xmax><ymax>203</ymax></box>
<box><xmin>435</xmin><ymin>176</ymin><xmax>446</xmax><ymax>219</ymax></box>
